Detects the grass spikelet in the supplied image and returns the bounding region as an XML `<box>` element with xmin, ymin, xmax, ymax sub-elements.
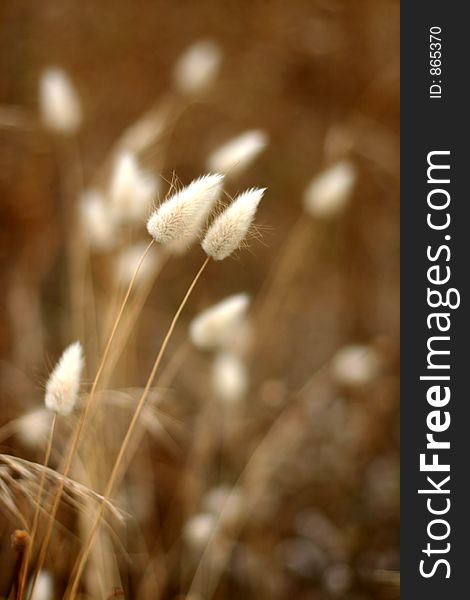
<box><xmin>173</xmin><ymin>39</ymin><xmax>222</xmax><ymax>95</ymax></box>
<box><xmin>189</xmin><ymin>293</ymin><xmax>250</xmax><ymax>350</ymax></box>
<box><xmin>80</xmin><ymin>190</ymin><xmax>116</xmax><ymax>250</ymax></box>
<box><xmin>303</xmin><ymin>160</ymin><xmax>357</xmax><ymax>219</ymax></box>
<box><xmin>211</xmin><ymin>352</ymin><xmax>248</xmax><ymax>405</ymax></box>
<box><xmin>202</xmin><ymin>187</ymin><xmax>266</xmax><ymax>260</ymax></box>
<box><xmin>44</xmin><ymin>342</ymin><xmax>84</xmax><ymax>416</ymax></box>
<box><xmin>109</xmin><ymin>152</ymin><xmax>158</xmax><ymax>224</ymax></box>
<box><xmin>207</xmin><ymin>129</ymin><xmax>268</xmax><ymax>177</ymax></box>
<box><xmin>147</xmin><ymin>173</ymin><xmax>224</xmax><ymax>245</ymax></box>
<box><xmin>39</xmin><ymin>67</ymin><xmax>82</xmax><ymax>134</ymax></box>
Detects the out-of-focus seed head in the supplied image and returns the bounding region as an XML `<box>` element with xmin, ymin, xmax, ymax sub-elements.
<box><xmin>39</xmin><ymin>67</ymin><xmax>82</xmax><ymax>134</ymax></box>
<box><xmin>189</xmin><ymin>293</ymin><xmax>250</xmax><ymax>350</ymax></box>
<box><xmin>44</xmin><ymin>341</ymin><xmax>84</xmax><ymax>416</ymax></box>
<box><xmin>173</xmin><ymin>40</ymin><xmax>222</xmax><ymax>95</ymax></box>
<box><xmin>211</xmin><ymin>353</ymin><xmax>249</xmax><ymax>405</ymax></box>
<box><xmin>16</xmin><ymin>409</ymin><xmax>54</xmax><ymax>449</ymax></box>
<box><xmin>80</xmin><ymin>190</ymin><xmax>115</xmax><ymax>250</ymax></box>
<box><xmin>109</xmin><ymin>152</ymin><xmax>158</xmax><ymax>224</ymax></box>
<box><xmin>202</xmin><ymin>187</ymin><xmax>266</xmax><ymax>260</ymax></box>
<box><xmin>183</xmin><ymin>513</ymin><xmax>217</xmax><ymax>549</ymax></box>
<box><xmin>303</xmin><ymin>160</ymin><xmax>356</xmax><ymax>219</ymax></box>
<box><xmin>207</xmin><ymin>130</ymin><xmax>268</xmax><ymax>177</ymax></box>
<box><xmin>203</xmin><ymin>484</ymin><xmax>245</xmax><ymax>528</ymax></box>
<box><xmin>29</xmin><ymin>571</ymin><xmax>54</xmax><ymax>600</ymax></box>
<box><xmin>330</xmin><ymin>344</ymin><xmax>380</xmax><ymax>386</ymax></box>
<box><xmin>147</xmin><ymin>173</ymin><xmax>224</xmax><ymax>246</ymax></box>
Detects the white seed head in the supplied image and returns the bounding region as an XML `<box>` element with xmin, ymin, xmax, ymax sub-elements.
<box><xmin>29</xmin><ymin>570</ymin><xmax>53</xmax><ymax>600</ymax></box>
<box><xmin>114</xmin><ymin>242</ymin><xmax>161</xmax><ymax>287</ymax></box>
<box><xmin>331</xmin><ymin>344</ymin><xmax>380</xmax><ymax>386</ymax></box>
<box><xmin>189</xmin><ymin>293</ymin><xmax>250</xmax><ymax>350</ymax></box>
<box><xmin>39</xmin><ymin>67</ymin><xmax>82</xmax><ymax>134</ymax></box>
<box><xmin>303</xmin><ymin>161</ymin><xmax>356</xmax><ymax>219</ymax></box>
<box><xmin>44</xmin><ymin>342</ymin><xmax>84</xmax><ymax>416</ymax></box>
<box><xmin>80</xmin><ymin>190</ymin><xmax>115</xmax><ymax>250</ymax></box>
<box><xmin>146</xmin><ymin>173</ymin><xmax>224</xmax><ymax>246</ymax></box>
<box><xmin>183</xmin><ymin>512</ymin><xmax>217</xmax><ymax>549</ymax></box>
<box><xmin>109</xmin><ymin>152</ymin><xmax>157</xmax><ymax>224</ymax></box>
<box><xmin>173</xmin><ymin>40</ymin><xmax>222</xmax><ymax>95</ymax></box>
<box><xmin>17</xmin><ymin>409</ymin><xmax>54</xmax><ymax>449</ymax></box>
<box><xmin>202</xmin><ymin>187</ymin><xmax>265</xmax><ymax>260</ymax></box>
<box><xmin>203</xmin><ymin>485</ymin><xmax>245</xmax><ymax>528</ymax></box>
<box><xmin>211</xmin><ymin>352</ymin><xmax>249</xmax><ymax>405</ymax></box>
<box><xmin>207</xmin><ymin>129</ymin><xmax>268</xmax><ymax>177</ymax></box>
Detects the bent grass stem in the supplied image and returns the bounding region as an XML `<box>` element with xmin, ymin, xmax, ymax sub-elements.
<box><xmin>66</xmin><ymin>257</ymin><xmax>210</xmax><ymax>599</ymax></box>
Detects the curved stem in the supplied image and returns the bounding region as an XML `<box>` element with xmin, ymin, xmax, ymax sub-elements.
<box><xmin>67</xmin><ymin>257</ymin><xmax>210</xmax><ymax>599</ymax></box>
<box><xmin>29</xmin><ymin>239</ymin><xmax>155</xmax><ymax>599</ymax></box>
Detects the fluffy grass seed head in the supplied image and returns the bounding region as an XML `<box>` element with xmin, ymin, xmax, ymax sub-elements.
<box><xmin>207</xmin><ymin>129</ymin><xmax>268</xmax><ymax>177</ymax></box>
<box><xmin>211</xmin><ymin>352</ymin><xmax>249</xmax><ymax>406</ymax></box>
<box><xmin>16</xmin><ymin>409</ymin><xmax>54</xmax><ymax>449</ymax></box>
<box><xmin>202</xmin><ymin>187</ymin><xmax>265</xmax><ymax>260</ymax></box>
<box><xmin>184</xmin><ymin>512</ymin><xmax>217</xmax><ymax>550</ymax></box>
<box><xmin>173</xmin><ymin>39</ymin><xmax>222</xmax><ymax>95</ymax></box>
<box><xmin>303</xmin><ymin>160</ymin><xmax>356</xmax><ymax>219</ymax></box>
<box><xmin>29</xmin><ymin>571</ymin><xmax>53</xmax><ymax>600</ymax></box>
<box><xmin>109</xmin><ymin>152</ymin><xmax>158</xmax><ymax>224</ymax></box>
<box><xmin>147</xmin><ymin>173</ymin><xmax>224</xmax><ymax>246</ymax></box>
<box><xmin>331</xmin><ymin>344</ymin><xmax>380</xmax><ymax>387</ymax></box>
<box><xmin>80</xmin><ymin>190</ymin><xmax>115</xmax><ymax>250</ymax></box>
<box><xmin>44</xmin><ymin>341</ymin><xmax>84</xmax><ymax>416</ymax></box>
<box><xmin>39</xmin><ymin>67</ymin><xmax>82</xmax><ymax>134</ymax></box>
<box><xmin>189</xmin><ymin>293</ymin><xmax>250</xmax><ymax>350</ymax></box>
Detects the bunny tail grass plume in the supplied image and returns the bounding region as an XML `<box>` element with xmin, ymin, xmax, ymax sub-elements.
<box><xmin>189</xmin><ymin>293</ymin><xmax>250</xmax><ymax>350</ymax></box>
<box><xmin>207</xmin><ymin>129</ymin><xmax>269</xmax><ymax>177</ymax></box>
<box><xmin>109</xmin><ymin>152</ymin><xmax>158</xmax><ymax>224</ymax></box>
<box><xmin>211</xmin><ymin>352</ymin><xmax>249</xmax><ymax>405</ymax></box>
<box><xmin>147</xmin><ymin>173</ymin><xmax>224</xmax><ymax>246</ymax></box>
<box><xmin>202</xmin><ymin>187</ymin><xmax>266</xmax><ymax>260</ymax></box>
<box><xmin>28</xmin><ymin>570</ymin><xmax>53</xmax><ymax>600</ymax></box>
<box><xmin>80</xmin><ymin>190</ymin><xmax>115</xmax><ymax>250</ymax></box>
<box><xmin>303</xmin><ymin>160</ymin><xmax>357</xmax><ymax>219</ymax></box>
<box><xmin>39</xmin><ymin>67</ymin><xmax>82</xmax><ymax>134</ymax></box>
<box><xmin>44</xmin><ymin>341</ymin><xmax>84</xmax><ymax>416</ymax></box>
<box><xmin>184</xmin><ymin>513</ymin><xmax>217</xmax><ymax>550</ymax></box>
<box><xmin>17</xmin><ymin>409</ymin><xmax>53</xmax><ymax>449</ymax></box>
<box><xmin>173</xmin><ymin>39</ymin><xmax>222</xmax><ymax>95</ymax></box>
<box><xmin>331</xmin><ymin>344</ymin><xmax>380</xmax><ymax>387</ymax></box>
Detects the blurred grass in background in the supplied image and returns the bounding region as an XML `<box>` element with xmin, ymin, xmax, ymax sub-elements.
<box><xmin>0</xmin><ymin>1</ymin><xmax>399</xmax><ymax>599</ymax></box>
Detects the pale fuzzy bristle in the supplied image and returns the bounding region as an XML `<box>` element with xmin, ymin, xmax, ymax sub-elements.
<box><xmin>39</xmin><ymin>67</ymin><xmax>82</xmax><ymax>134</ymax></box>
<box><xmin>207</xmin><ymin>129</ymin><xmax>269</xmax><ymax>177</ymax></box>
<box><xmin>114</xmin><ymin>242</ymin><xmax>161</xmax><ymax>287</ymax></box>
<box><xmin>80</xmin><ymin>190</ymin><xmax>116</xmax><ymax>250</ymax></box>
<box><xmin>29</xmin><ymin>570</ymin><xmax>53</xmax><ymax>600</ymax></box>
<box><xmin>44</xmin><ymin>341</ymin><xmax>84</xmax><ymax>416</ymax></box>
<box><xmin>189</xmin><ymin>293</ymin><xmax>250</xmax><ymax>350</ymax></box>
<box><xmin>109</xmin><ymin>152</ymin><xmax>158</xmax><ymax>224</ymax></box>
<box><xmin>202</xmin><ymin>187</ymin><xmax>266</xmax><ymax>260</ymax></box>
<box><xmin>303</xmin><ymin>160</ymin><xmax>356</xmax><ymax>219</ymax></box>
<box><xmin>147</xmin><ymin>173</ymin><xmax>224</xmax><ymax>246</ymax></box>
<box><xmin>330</xmin><ymin>344</ymin><xmax>380</xmax><ymax>386</ymax></box>
<box><xmin>173</xmin><ymin>40</ymin><xmax>222</xmax><ymax>95</ymax></box>
<box><xmin>183</xmin><ymin>512</ymin><xmax>217</xmax><ymax>549</ymax></box>
<box><xmin>211</xmin><ymin>352</ymin><xmax>249</xmax><ymax>405</ymax></box>
<box><xmin>16</xmin><ymin>409</ymin><xmax>53</xmax><ymax>449</ymax></box>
